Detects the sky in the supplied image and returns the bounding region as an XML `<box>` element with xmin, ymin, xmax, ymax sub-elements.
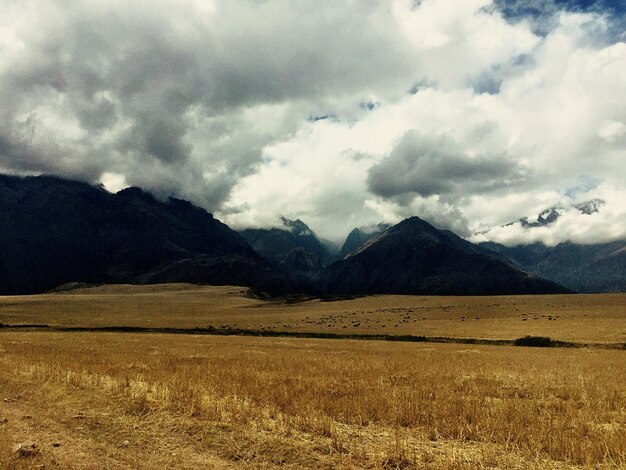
<box><xmin>0</xmin><ymin>0</ymin><xmax>625</xmax><ymax>246</ymax></box>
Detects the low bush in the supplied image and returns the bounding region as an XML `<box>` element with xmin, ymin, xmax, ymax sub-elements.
<box><xmin>514</xmin><ymin>335</ymin><xmax>554</xmax><ymax>347</ymax></box>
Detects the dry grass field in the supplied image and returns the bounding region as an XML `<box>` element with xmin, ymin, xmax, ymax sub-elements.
<box><xmin>1</xmin><ymin>333</ymin><xmax>625</xmax><ymax>469</ymax></box>
<box><xmin>1</xmin><ymin>284</ymin><xmax>625</xmax><ymax>468</ymax></box>
<box><xmin>0</xmin><ymin>284</ymin><xmax>624</xmax><ymax>344</ymax></box>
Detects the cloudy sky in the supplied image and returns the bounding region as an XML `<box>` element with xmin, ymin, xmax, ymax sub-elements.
<box><xmin>1</xmin><ymin>0</ymin><xmax>625</xmax><ymax>245</ymax></box>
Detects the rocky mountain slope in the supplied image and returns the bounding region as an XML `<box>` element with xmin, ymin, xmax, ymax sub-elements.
<box><xmin>319</xmin><ymin>217</ymin><xmax>568</xmax><ymax>295</ymax></box>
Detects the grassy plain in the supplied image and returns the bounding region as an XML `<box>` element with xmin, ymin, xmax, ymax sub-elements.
<box><xmin>0</xmin><ymin>285</ymin><xmax>625</xmax><ymax>468</ymax></box>
<box><xmin>0</xmin><ymin>284</ymin><xmax>625</xmax><ymax>344</ymax></box>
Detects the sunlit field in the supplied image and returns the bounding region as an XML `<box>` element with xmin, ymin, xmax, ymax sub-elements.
<box><xmin>1</xmin><ymin>285</ymin><xmax>625</xmax><ymax>468</ymax></box>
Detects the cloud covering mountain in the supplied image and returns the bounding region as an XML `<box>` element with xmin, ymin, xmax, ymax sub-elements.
<box><xmin>0</xmin><ymin>0</ymin><xmax>624</xmax><ymax>244</ymax></box>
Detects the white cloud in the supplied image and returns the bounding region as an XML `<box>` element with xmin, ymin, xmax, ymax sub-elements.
<box><xmin>221</xmin><ymin>6</ymin><xmax>626</xmax><ymax>244</ymax></box>
<box><xmin>392</xmin><ymin>0</ymin><xmax>540</xmax><ymax>87</ymax></box>
<box><xmin>598</xmin><ymin>120</ymin><xmax>626</xmax><ymax>142</ymax></box>
<box><xmin>100</xmin><ymin>172</ymin><xmax>128</xmax><ymax>193</ymax></box>
<box><xmin>470</xmin><ymin>182</ymin><xmax>626</xmax><ymax>246</ymax></box>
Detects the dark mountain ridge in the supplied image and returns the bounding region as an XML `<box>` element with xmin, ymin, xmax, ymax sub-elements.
<box><xmin>319</xmin><ymin>217</ymin><xmax>568</xmax><ymax>295</ymax></box>
<box><xmin>0</xmin><ymin>174</ymin><xmax>303</xmax><ymax>295</ymax></box>
<box><xmin>0</xmin><ymin>174</ymin><xmax>572</xmax><ymax>297</ymax></box>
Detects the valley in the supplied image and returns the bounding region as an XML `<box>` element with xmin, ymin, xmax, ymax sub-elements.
<box><xmin>2</xmin><ymin>0</ymin><xmax>626</xmax><ymax>467</ymax></box>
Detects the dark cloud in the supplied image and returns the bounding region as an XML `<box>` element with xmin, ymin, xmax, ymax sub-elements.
<box><xmin>367</xmin><ymin>131</ymin><xmax>526</xmax><ymax>199</ymax></box>
<box><xmin>139</xmin><ymin>118</ymin><xmax>192</xmax><ymax>165</ymax></box>
<box><xmin>0</xmin><ymin>132</ymin><xmax>36</xmax><ymax>170</ymax></box>
<box><xmin>471</xmin><ymin>69</ymin><xmax>504</xmax><ymax>95</ymax></box>
<box><xmin>0</xmin><ymin>0</ymin><xmax>416</xmax><ymax>210</ymax></box>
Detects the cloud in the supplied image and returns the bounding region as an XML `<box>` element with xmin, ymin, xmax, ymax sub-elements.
<box><xmin>217</xmin><ymin>3</ymin><xmax>626</xmax><ymax>243</ymax></box>
<box><xmin>0</xmin><ymin>0</ymin><xmax>624</xmax><ymax>245</ymax></box>
<box><xmin>470</xmin><ymin>182</ymin><xmax>626</xmax><ymax>245</ymax></box>
<box><xmin>0</xmin><ymin>0</ymin><xmax>417</xmax><ymax>206</ymax></box>
<box><xmin>367</xmin><ymin>131</ymin><xmax>526</xmax><ymax>199</ymax></box>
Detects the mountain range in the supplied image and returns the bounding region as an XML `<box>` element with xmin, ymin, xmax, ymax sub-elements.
<box><xmin>0</xmin><ymin>174</ymin><xmax>304</xmax><ymax>296</ymax></box>
<box><xmin>508</xmin><ymin>199</ymin><xmax>604</xmax><ymax>228</ymax></box>
<box><xmin>1</xmin><ymin>174</ymin><xmax>621</xmax><ymax>296</ymax></box>
<box><xmin>480</xmin><ymin>240</ymin><xmax>625</xmax><ymax>293</ymax></box>
<box><xmin>319</xmin><ymin>217</ymin><xmax>566</xmax><ymax>295</ymax></box>
<box><xmin>239</xmin><ymin>217</ymin><xmax>338</xmax><ymax>277</ymax></box>
<box><xmin>477</xmin><ymin>200</ymin><xmax>625</xmax><ymax>293</ymax></box>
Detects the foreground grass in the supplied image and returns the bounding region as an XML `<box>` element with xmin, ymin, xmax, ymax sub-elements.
<box><xmin>1</xmin><ymin>332</ymin><xmax>625</xmax><ymax>468</ymax></box>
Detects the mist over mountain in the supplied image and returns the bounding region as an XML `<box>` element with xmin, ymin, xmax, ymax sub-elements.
<box><xmin>510</xmin><ymin>199</ymin><xmax>605</xmax><ymax>229</ymax></box>
<box><xmin>472</xmin><ymin>196</ymin><xmax>625</xmax><ymax>247</ymax></box>
<box><xmin>473</xmin><ymin>200</ymin><xmax>625</xmax><ymax>292</ymax></box>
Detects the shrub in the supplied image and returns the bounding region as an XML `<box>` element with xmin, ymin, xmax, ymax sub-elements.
<box><xmin>514</xmin><ymin>336</ymin><xmax>554</xmax><ymax>347</ymax></box>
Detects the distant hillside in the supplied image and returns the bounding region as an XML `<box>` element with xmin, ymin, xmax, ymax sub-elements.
<box><xmin>340</xmin><ymin>223</ymin><xmax>390</xmax><ymax>258</ymax></box>
<box><xmin>319</xmin><ymin>217</ymin><xmax>568</xmax><ymax>296</ymax></box>
<box><xmin>0</xmin><ymin>174</ymin><xmax>303</xmax><ymax>295</ymax></box>
<box><xmin>480</xmin><ymin>241</ymin><xmax>626</xmax><ymax>293</ymax></box>
<box><xmin>240</xmin><ymin>217</ymin><xmax>338</xmax><ymax>277</ymax></box>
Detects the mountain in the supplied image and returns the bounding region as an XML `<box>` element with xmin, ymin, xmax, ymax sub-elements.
<box><xmin>0</xmin><ymin>174</ymin><xmax>302</xmax><ymax>295</ymax></box>
<box><xmin>239</xmin><ymin>217</ymin><xmax>338</xmax><ymax>276</ymax></box>
<box><xmin>0</xmin><ymin>174</ymin><xmax>579</xmax><ymax>297</ymax></box>
<box><xmin>476</xmin><ymin>198</ymin><xmax>625</xmax><ymax>293</ymax></box>
<box><xmin>340</xmin><ymin>223</ymin><xmax>390</xmax><ymax>258</ymax></box>
<box><xmin>509</xmin><ymin>199</ymin><xmax>604</xmax><ymax>228</ymax></box>
<box><xmin>479</xmin><ymin>241</ymin><xmax>626</xmax><ymax>293</ymax></box>
<box><xmin>318</xmin><ymin>217</ymin><xmax>568</xmax><ymax>295</ymax></box>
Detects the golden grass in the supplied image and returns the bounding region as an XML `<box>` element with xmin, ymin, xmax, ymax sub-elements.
<box><xmin>1</xmin><ymin>332</ymin><xmax>625</xmax><ymax>468</ymax></box>
<box><xmin>0</xmin><ymin>284</ymin><xmax>624</xmax><ymax>344</ymax></box>
<box><xmin>1</xmin><ymin>285</ymin><xmax>625</xmax><ymax>468</ymax></box>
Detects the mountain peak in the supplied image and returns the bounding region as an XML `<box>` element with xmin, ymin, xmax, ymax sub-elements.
<box><xmin>279</xmin><ymin>216</ymin><xmax>314</xmax><ymax>236</ymax></box>
<box><xmin>508</xmin><ymin>199</ymin><xmax>605</xmax><ymax>229</ymax></box>
<box><xmin>240</xmin><ymin>217</ymin><xmax>337</xmax><ymax>275</ymax></box>
<box><xmin>575</xmin><ymin>199</ymin><xmax>604</xmax><ymax>215</ymax></box>
<box><xmin>340</xmin><ymin>222</ymin><xmax>391</xmax><ymax>257</ymax></box>
<box><xmin>116</xmin><ymin>186</ymin><xmax>156</xmax><ymax>202</ymax></box>
<box><xmin>322</xmin><ymin>216</ymin><xmax>568</xmax><ymax>296</ymax></box>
